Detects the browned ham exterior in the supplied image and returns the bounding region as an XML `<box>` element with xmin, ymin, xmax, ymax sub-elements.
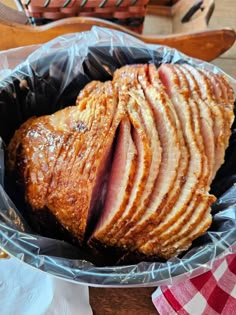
<box><xmin>7</xmin><ymin>63</ymin><xmax>235</xmax><ymax>262</ymax></box>
<box><xmin>8</xmin><ymin>82</ymin><xmax>124</xmax><ymax>243</ymax></box>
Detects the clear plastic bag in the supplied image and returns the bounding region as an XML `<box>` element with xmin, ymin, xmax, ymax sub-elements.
<box><xmin>0</xmin><ymin>27</ymin><xmax>235</xmax><ymax>287</ymax></box>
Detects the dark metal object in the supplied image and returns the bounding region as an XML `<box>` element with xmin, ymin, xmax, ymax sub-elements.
<box><xmin>181</xmin><ymin>0</ymin><xmax>204</xmax><ymax>23</ymax></box>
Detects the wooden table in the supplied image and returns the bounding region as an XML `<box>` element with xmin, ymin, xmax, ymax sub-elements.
<box><xmin>0</xmin><ymin>1</ymin><xmax>235</xmax><ymax>314</ymax></box>
<box><xmin>90</xmin><ymin>287</ymin><xmax>157</xmax><ymax>315</ymax></box>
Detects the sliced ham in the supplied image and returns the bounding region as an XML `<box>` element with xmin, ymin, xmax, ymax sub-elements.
<box><xmin>103</xmin><ymin>97</ymin><xmax>152</xmax><ymax>242</ymax></box>
<box><xmin>90</xmin><ymin>117</ymin><xmax>137</xmax><ymax>243</ymax></box>
<box><xmin>158</xmin><ymin>71</ymin><xmax>234</xmax><ymax>255</ymax></box>
<box><xmin>140</xmin><ymin>66</ymin><xmax>234</xmax><ymax>258</ymax></box>
<box><xmin>12</xmin><ymin>81</ymin><xmax>123</xmax><ymax>243</ymax></box>
<box><xmin>145</xmin><ymin>65</ymin><xmax>215</xmax><ymax>252</ymax></box>
<box><xmin>176</xmin><ymin>65</ymin><xmax>215</xmax><ymax>182</ymax></box>
<box><xmin>91</xmin><ymin>67</ymin><xmax>153</xmax><ymax>243</ymax></box>
<box><xmin>139</xmin><ymin>63</ymin><xmax>206</xmax><ymax>256</ymax></box>
<box><xmin>108</xmin><ymin>65</ymin><xmax>162</xmax><ymax>244</ymax></box>
<box><xmin>216</xmin><ymin>73</ymin><xmax>235</xmax><ymax>105</ymax></box>
<box><xmin>76</xmin><ymin>81</ymin><xmax>103</xmax><ymax>107</ymax></box>
<box><xmin>8</xmin><ymin>63</ymin><xmax>235</xmax><ymax>262</ymax></box>
<box><xmin>183</xmin><ymin>65</ymin><xmax>227</xmax><ymax>178</ymax></box>
<box><xmin>149</xmin><ymin>65</ymin><xmax>216</xmax><ymax>255</ymax></box>
<box><xmin>160</xmin><ymin>208</ymin><xmax>212</xmax><ymax>258</ymax></box>
<box><xmin>202</xmin><ymin>70</ymin><xmax>234</xmax><ymax>150</ymax></box>
<box><xmin>47</xmin><ymin>82</ymin><xmax>118</xmax><ymax>242</ymax></box>
<box><xmin>92</xmin><ymin>65</ymin><xmax>161</xmax><ymax>246</ymax></box>
<box><xmin>114</xmin><ymin>64</ymin><xmax>184</xmax><ymax>249</ymax></box>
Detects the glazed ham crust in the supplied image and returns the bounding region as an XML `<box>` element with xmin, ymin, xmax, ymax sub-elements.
<box><xmin>7</xmin><ymin>63</ymin><xmax>235</xmax><ymax>261</ymax></box>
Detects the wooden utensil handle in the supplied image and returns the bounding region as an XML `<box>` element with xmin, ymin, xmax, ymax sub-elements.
<box><xmin>0</xmin><ymin>18</ymin><xmax>235</xmax><ymax>62</ymax></box>
<box><xmin>148</xmin><ymin>29</ymin><xmax>236</xmax><ymax>61</ymax></box>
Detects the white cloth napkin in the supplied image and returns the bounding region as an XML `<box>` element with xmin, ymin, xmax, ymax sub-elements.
<box><xmin>0</xmin><ymin>256</ymin><xmax>93</xmax><ymax>315</ymax></box>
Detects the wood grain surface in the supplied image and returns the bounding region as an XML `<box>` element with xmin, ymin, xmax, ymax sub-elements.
<box><xmin>90</xmin><ymin>287</ymin><xmax>158</xmax><ymax>315</ymax></box>
<box><xmin>0</xmin><ymin>0</ymin><xmax>235</xmax><ymax>62</ymax></box>
<box><xmin>0</xmin><ymin>18</ymin><xmax>234</xmax><ymax>62</ymax></box>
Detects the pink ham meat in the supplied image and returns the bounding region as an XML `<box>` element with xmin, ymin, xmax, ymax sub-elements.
<box><xmin>90</xmin><ymin>117</ymin><xmax>137</xmax><ymax>243</ymax></box>
<box><xmin>176</xmin><ymin>65</ymin><xmax>215</xmax><ymax>182</ymax></box>
<box><xmin>107</xmin><ymin>65</ymin><xmax>162</xmax><ymax>244</ymax></box>
<box><xmin>202</xmin><ymin>70</ymin><xmax>234</xmax><ymax>147</ymax></box>
<box><xmin>138</xmin><ymin>65</ymin><xmax>233</xmax><ymax>258</ymax></box>
<box><xmin>8</xmin><ymin>63</ymin><xmax>235</xmax><ymax>261</ymax></box>
<box><xmin>183</xmin><ymin>65</ymin><xmax>232</xmax><ymax>178</ymax></box>
<box><xmin>150</xmin><ymin>66</ymin><xmax>215</xmax><ymax>249</ymax></box>
<box><xmin>92</xmin><ymin>65</ymin><xmax>162</xmax><ymax>247</ymax></box>
<box><xmin>151</xmin><ymin>65</ymin><xmax>215</xmax><ymax>256</ymax></box>
<box><xmin>158</xmin><ymin>69</ymin><xmax>235</xmax><ymax>256</ymax></box>
<box><xmin>159</xmin><ymin>66</ymin><xmax>235</xmax><ymax>257</ymax></box>
<box><xmin>114</xmin><ymin>64</ymin><xmax>184</xmax><ymax>248</ymax></box>
<box><xmin>137</xmin><ymin>64</ymin><xmax>214</xmax><ymax>257</ymax></box>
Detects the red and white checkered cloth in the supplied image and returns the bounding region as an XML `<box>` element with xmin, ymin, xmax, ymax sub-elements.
<box><xmin>152</xmin><ymin>253</ymin><xmax>236</xmax><ymax>315</ymax></box>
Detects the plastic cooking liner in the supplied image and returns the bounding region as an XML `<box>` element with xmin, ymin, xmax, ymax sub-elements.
<box><xmin>0</xmin><ymin>27</ymin><xmax>236</xmax><ymax>287</ymax></box>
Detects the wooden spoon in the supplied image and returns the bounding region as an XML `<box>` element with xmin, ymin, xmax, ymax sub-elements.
<box><xmin>0</xmin><ymin>17</ymin><xmax>235</xmax><ymax>61</ymax></box>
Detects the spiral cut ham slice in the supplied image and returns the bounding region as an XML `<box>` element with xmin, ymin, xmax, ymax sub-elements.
<box><xmin>8</xmin><ymin>63</ymin><xmax>235</xmax><ymax>261</ymax></box>
<box><xmin>112</xmin><ymin>64</ymin><xmax>185</xmax><ymax>249</ymax></box>
<box><xmin>89</xmin><ymin>117</ymin><xmax>138</xmax><ymax>243</ymax></box>
<box><xmin>150</xmin><ymin>65</ymin><xmax>215</xmax><ymax>256</ymax></box>
<box><xmin>157</xmin><ymin>67</ymin><xmax>234</xmax><ymax>258</ymax></box>
<box><xmin>176</xmin><ymin>65</ymin><xmax>215</xmax><ymax>183</ymax></box>
<box><xmin>103</xmin><ymin>65</ymin><xmax>162</xmax><ymax>244</ymax></box>
<box><xmin>137</xmin><ymin>64</ymin><xmax>214</xmax><ymax>257</ymax></box>
<box><xmin>183</xmin><ymin>65</ymin><xmax>234</xmax><ymax>178</ymax></box>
